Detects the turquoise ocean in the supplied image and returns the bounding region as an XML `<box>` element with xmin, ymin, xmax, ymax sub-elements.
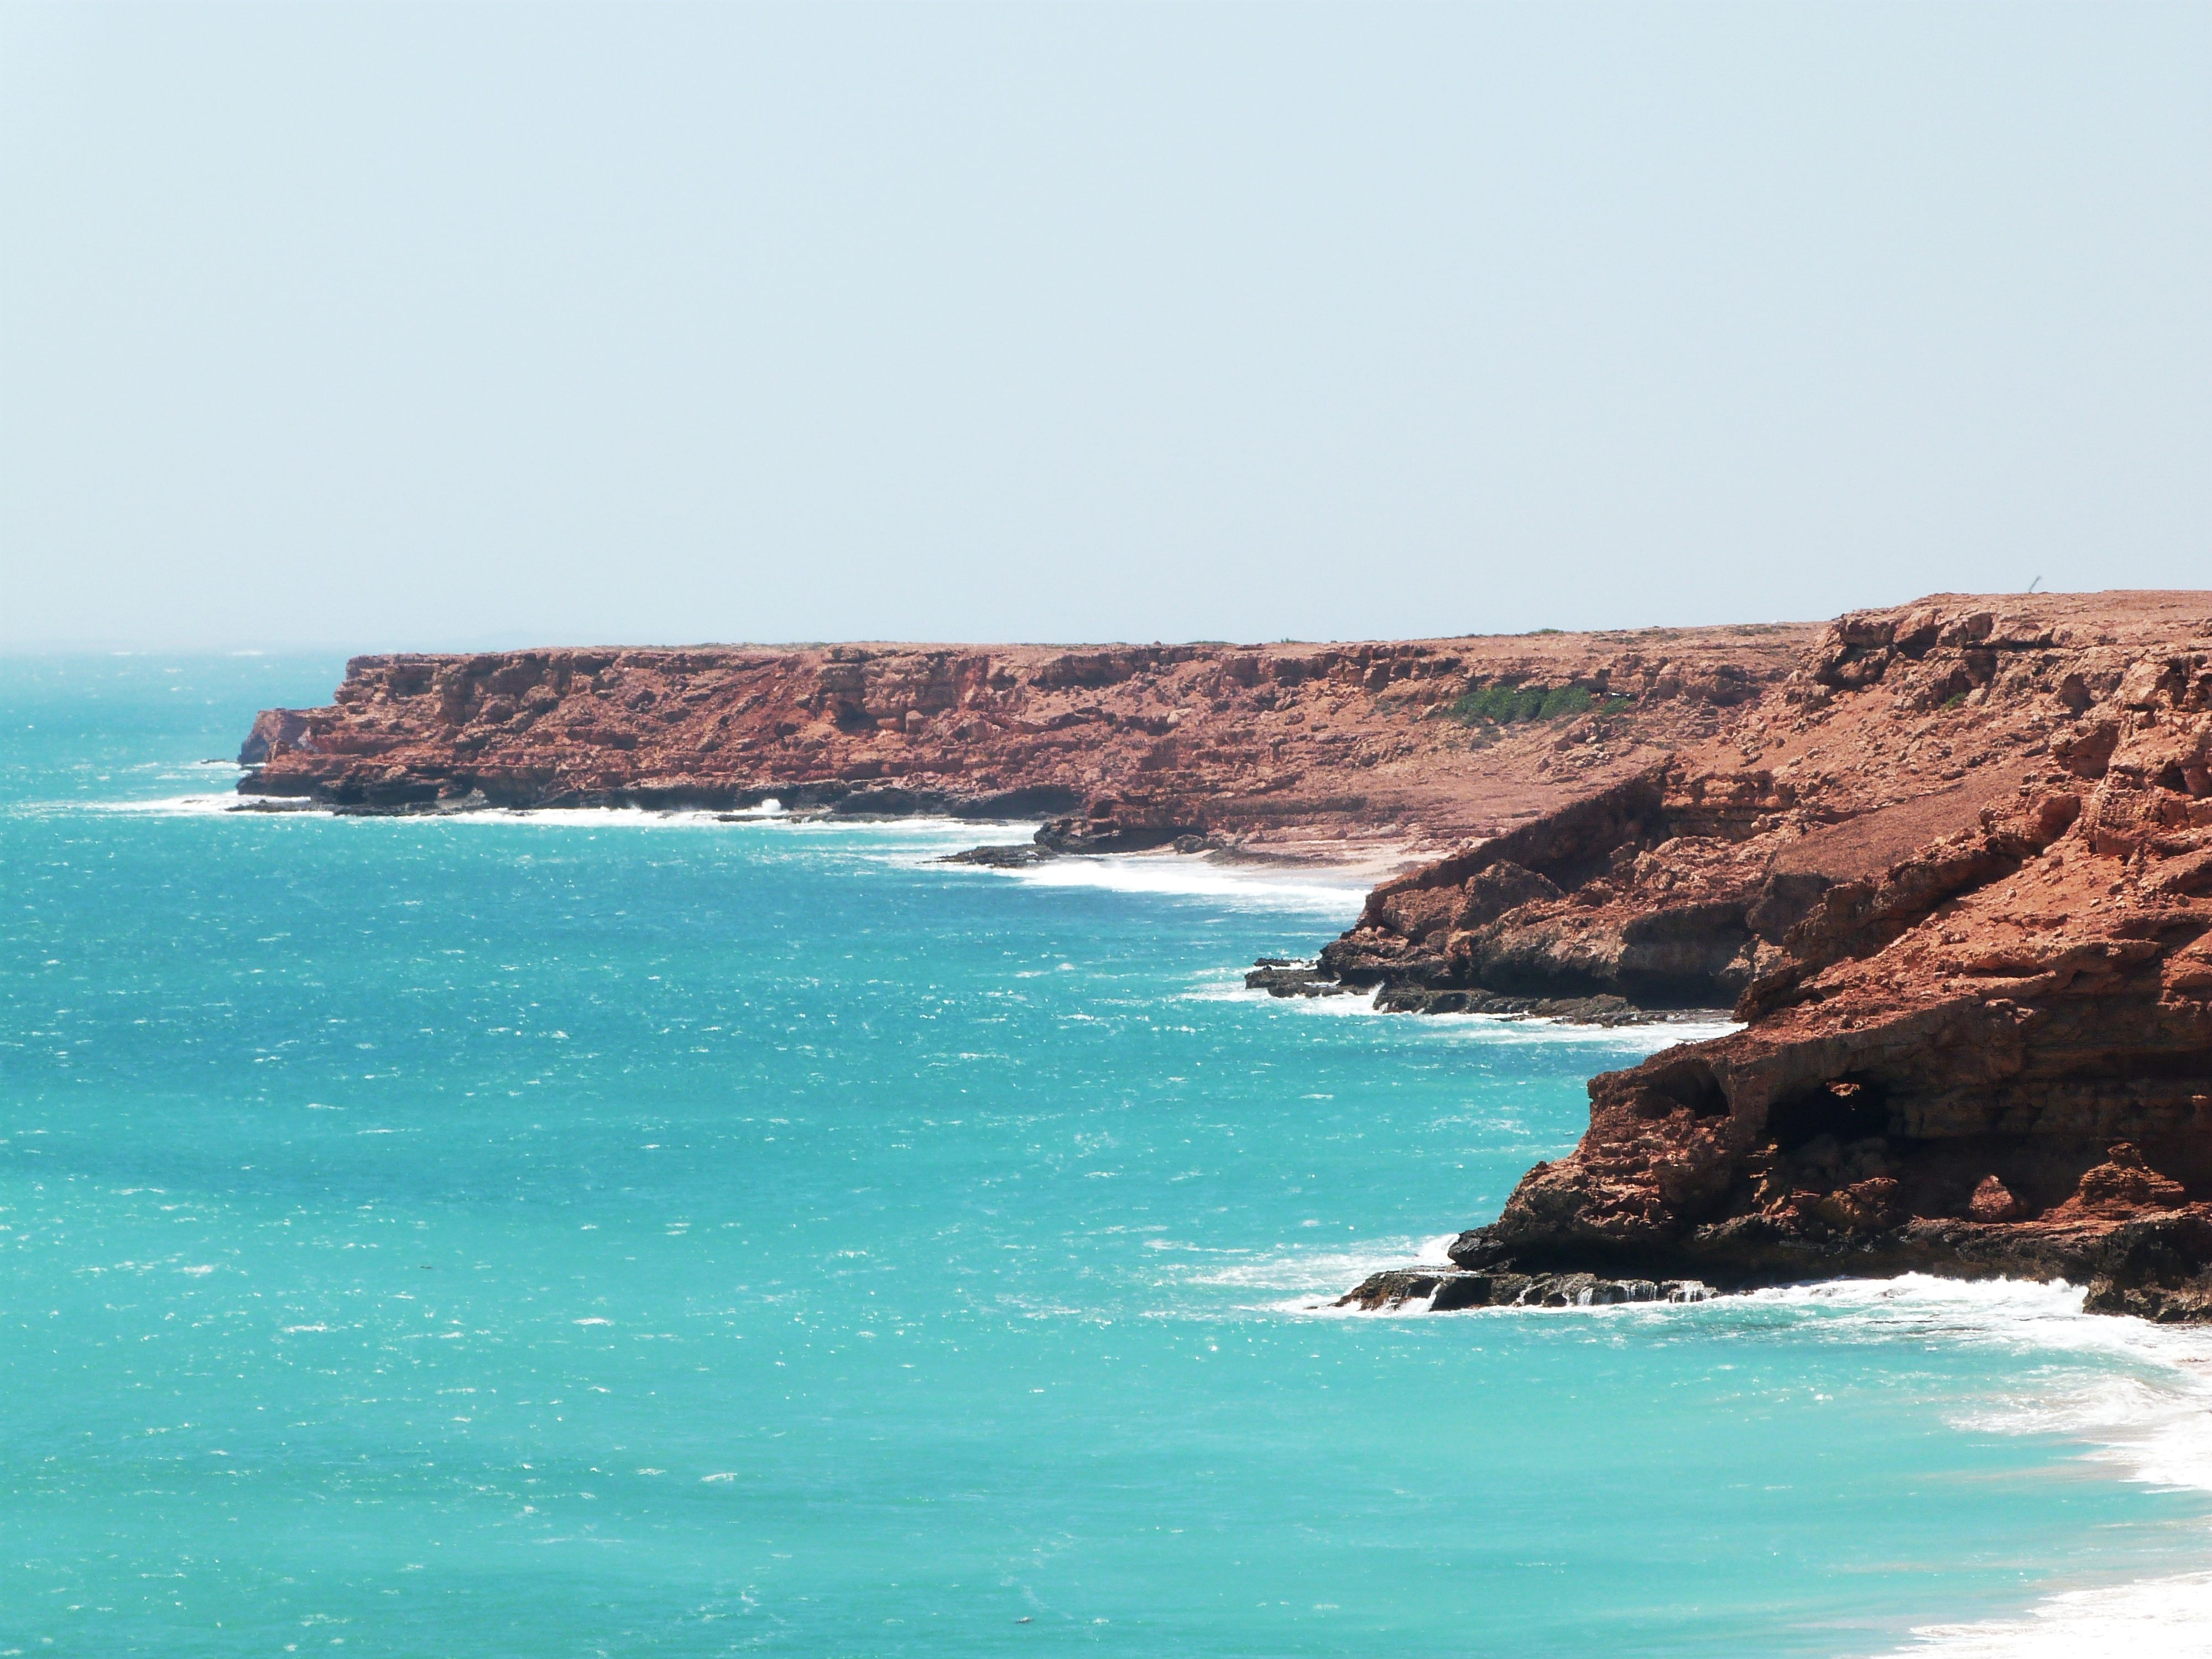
<box><xmin>6</xmin><ymin>654</ymin><xmax>2212</xmax><ymax>1657</ymax></box>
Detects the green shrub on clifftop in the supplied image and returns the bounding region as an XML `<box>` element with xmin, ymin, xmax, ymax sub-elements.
<box><xmin>1447</xmin><ymin>682</ymin><xmax>1606</xmax><ymax>724</ymax></box>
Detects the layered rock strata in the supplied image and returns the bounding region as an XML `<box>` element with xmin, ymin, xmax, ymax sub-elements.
<box><xmin>1297</xmin><ymin>592</ymin><xmax>2212</xmax><ymax>1320</ymax></box>
<box><xmin>237</xmin><ymin>630</ymin><xmax>1811</xmax><ymax>854</ymax></box>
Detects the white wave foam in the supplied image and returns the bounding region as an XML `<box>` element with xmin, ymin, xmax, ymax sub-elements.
<box><xmin>62</xmin><ymin>797</ymin><xmax>987</xmax><ymax>839</ymax></box>
<box><xmin>1718</xmin><ymin>1277</ymin><xmax>2212</xmax><ymax>1657</ymax></box>
<box><xmin>1742</xmin><ymin>1274</ymin><xmax>2212</xmax><ymax>1379</ymax></box>
<box><xmin>437</xmin><ymin>805</ymin><xmax>759</xmax><ymax>830</ymax></box>
<box><xmin>387</xmin><ymin>807</ymin><xmax>1017</xmax><ymax>852</ymax></box>
<box><xmin>771</xmin><ymin>813</ymin><xmax>996</xmax><ymax>837</ymax></box>
<box><xmin>974</xmin><ymin>853</ymin><xmax>1369</xmax><ymax>918</ymax></box>
<box><xmin>1895</xmin><ymin>1572</ymin><xmax>2212</xmax><ymax>1657</ymax></box>
<box><xmin>1340</xmin><ymin>1004</ymin><xmax>1740</xmax><ymax>1052</ymax></box>
<box><xmin>59</xmin><ymin>796</ymin><xmax>1370</xmax><ymax>921</ymax></box>
<box><xmin>77</xmin><ymin>791</ymin><xmax>294</xmax><ymax>817</ymax></box>
<box><xmin>1180</xmin><ymin>1235</ymin><xmax>1441</xmax><ymax>1296</ymax></box>
<box><xmin>1173</xmin><ymin>1232</ymin><xmax>1491</xmax><ymax>1320</ymax></box>
<box><xmin>1267</xmin><ymin>1263</ymin><xmax>2212</xmax><ymax>1642</ymax></box>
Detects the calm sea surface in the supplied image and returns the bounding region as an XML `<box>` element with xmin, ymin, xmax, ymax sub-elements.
<box><xmin>5</xmin><ymin>655</ymin><xmax>2211</xmax><ymax>1657</ymax></box>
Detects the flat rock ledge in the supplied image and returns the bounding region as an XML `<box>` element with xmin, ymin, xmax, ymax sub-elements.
<box><xmin>941</xmin><ymin>830</ymin><xmax>1220</xmax><ymax>869</ymax></box>
<box><xmin>1333</xmin><ymin>1180</ymin><xmax>2212</xmax><ymax>1322</ymax></box>
<box><xmin>1331</xmin><ymin>1268</ymin><xmax>1715</xmax><ymax>1312</ymax></box>
<box><xmin>1244</xmin><ymin>962</ymin><xmax>1699</xmax><ymax>1027</ymax></box>
<box><xmin>939</xmin><ymin>843</ymin><xmax>1058</xmax><ymax>869</ymax></box>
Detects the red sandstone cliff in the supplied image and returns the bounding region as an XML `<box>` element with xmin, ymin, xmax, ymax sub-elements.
<box><xmin>238</xmin><ymin>629</ymin><xmax>1809</xmax><ymax>854</ymax></box>
<box><xmin>1303</xmin><ymin>592</ymin><xmax>2212</xmax><ymax>1319</ymax></box>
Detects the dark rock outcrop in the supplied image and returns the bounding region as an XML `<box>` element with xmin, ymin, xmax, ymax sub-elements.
<box><xmin>1330</xmin><ymin>1268</ymin><xmax>1714</xmax><ymax>1312</ymax></box>
<box><xmin>1245</xmin><ymin>963</ymin><xmax>1363</xmax><ymax>999</ymax></box>
<box><xmin>939</xmin><ymin>843</ymin><xmax>1057</xmax><ymax>869</ymax></box>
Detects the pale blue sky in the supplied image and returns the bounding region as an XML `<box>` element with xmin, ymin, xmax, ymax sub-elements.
<box><xmin>4</xmin><ymin>2</ymin><xmax>2207</xmax><ymax>649</ymax></box>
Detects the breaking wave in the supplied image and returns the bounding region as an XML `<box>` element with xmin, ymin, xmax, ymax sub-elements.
<box><xmin>972</xmin><ymin>852</ymin><xmax>1370</xmax><ymax>917</ymax></box>
<box><xmin>1893</xmin><ymin>1572</ymin><xmax>2212</xmax><ymax>1656</ymax></box>
<box><xmin>1185</xmin><ymin>967</ymin><xmax>1740</xmax><ymax>1048</ymax></box>
<box><xmin>1775</xmin><ymin>1277</ymin><xmax>2212</xmax><ymax>1657</ymax></box>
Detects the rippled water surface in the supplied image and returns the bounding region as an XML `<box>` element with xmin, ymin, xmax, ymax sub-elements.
<box><xmin>5</xmin><ymin>655</ymin><xmax>2211</xmax><ymax>1657</ymax></box>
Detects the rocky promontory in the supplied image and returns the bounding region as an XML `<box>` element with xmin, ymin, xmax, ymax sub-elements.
<box><xmin>1308</xmin><ymin>592</ymin><xmax>2212</xmax><ymax>1321</ymax></box>
<box><xmin>237</xmin><ymin>628</ymin><xmax>1811</xmax><ymax>857</ymax></box>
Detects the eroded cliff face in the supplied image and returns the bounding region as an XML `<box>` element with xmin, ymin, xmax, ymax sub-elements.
<box><xmin>1312</xmin><ymin>599</ymin><xmax>2143</xmax><ymax>1008</ymax></box>
<box><xmin>1308</xmin><ymin>592</ymin><xmax>2212</xmax><ymax>1318</ymax></box>
<box><xmin>237</xmin><ymin>629</ymin><xmax>1809</xmax><ymax>853</ymax></box>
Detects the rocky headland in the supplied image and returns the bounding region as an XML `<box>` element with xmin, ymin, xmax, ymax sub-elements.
<box><xmin>236</xmin><ymin>628</ymin><xmax>1811</xmax><ymax>858</ymax></box>
<box><xmin>1313</xmin><ymin>592</ymin><xmax>2212</xmax><ymax>1322</ymax></box>
<box><xmin>243</xmin><ymin>592</ymin><xmax>2212</xmax><ymax>1318</ymax></box>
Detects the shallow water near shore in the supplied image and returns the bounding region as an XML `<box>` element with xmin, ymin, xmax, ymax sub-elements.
<box><xmin>6</xmin><ymin>655</ymin><xmax>2212</xmax><ymax>1657</ymax></box>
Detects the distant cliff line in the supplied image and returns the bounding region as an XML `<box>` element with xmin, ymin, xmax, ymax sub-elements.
<box><xmin>237</xmin><ymin>625</ymin><xmax>1814</xmax><ymax>854</ymax></box>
